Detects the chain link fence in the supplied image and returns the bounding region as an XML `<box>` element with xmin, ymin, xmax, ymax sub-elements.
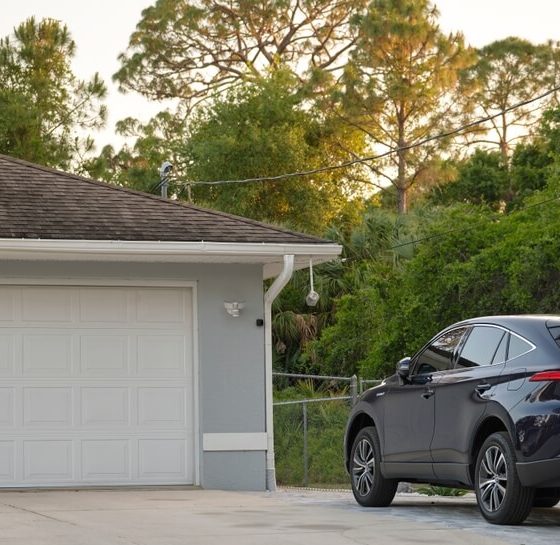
<box><xmin>273</xmin><ymin>372</ymin><xmax>380</xmax><ymax>488</ymax></box>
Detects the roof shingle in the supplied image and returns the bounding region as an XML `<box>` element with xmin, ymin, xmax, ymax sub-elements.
<box><xmin>0</xmin><ymin>155</ymin><xmax>330</xmax><ymax>244</ymax></box>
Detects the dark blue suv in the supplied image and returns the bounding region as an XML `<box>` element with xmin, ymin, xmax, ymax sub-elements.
<box><xmin>344</xmin><ymin>315</ymin><xmax>560</xmax><ymax>524</ymax></box>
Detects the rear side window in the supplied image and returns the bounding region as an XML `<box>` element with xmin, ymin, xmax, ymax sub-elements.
<box><xmin>456</xmin><ymin>326</ymin><xmax>505</xmax><ymax>368</ymax></box>
<box><xmin>492</xmin><ymin>333</ymin><xmax>508</xmax><ymax>364</ymax></box>
<box><xmin>548</xmin><ymin>325</ymin><xmax>560</xmax><ymax>348</ymax></box>
<box><xmin>507</xmin><ymin>334</ymin><xmax>533</xmax><ymax>360</ymax></box>
<box><xmin>414</xmin><ymin>327</ymin><xmax>467</xmax><ymax>374</ymax></box>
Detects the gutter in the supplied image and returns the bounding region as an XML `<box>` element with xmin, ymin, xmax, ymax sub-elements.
<box><xmin>264</xmin><ymin>254</ymin><xmax>295</xmax><ymax>491</ymax></box>
<box><xmin>0</xmin><ymin>238</ymin><xmax>340</xmax><ymax>262</ymax></box>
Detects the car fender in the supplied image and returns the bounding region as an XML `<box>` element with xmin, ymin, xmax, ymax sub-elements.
<box><xmin>344</xmin><ymin>393</ymin><xmax>385</xmax><ymax>471</ymax></box>
<box><xmin>469</xmin><ymin>400</ymin><xmax>516</xmax><ymax>464</ymax></box>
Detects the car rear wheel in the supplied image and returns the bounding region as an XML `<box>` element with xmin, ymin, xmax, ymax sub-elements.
<box><xmin>475</xmin><ymin>432</ymin><xmax>534</xmax><ymax>525</ymax></box>
<box><xmin>350</xmin><ymin>426</ymin><xmax>397</xmax><ymax>507</ymax></box>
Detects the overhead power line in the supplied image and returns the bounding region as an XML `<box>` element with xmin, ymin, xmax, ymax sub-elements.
<box><xmin>175</xmin><ymin>83</ymin><xmax>560</xmax><ymax>188</ymax></box>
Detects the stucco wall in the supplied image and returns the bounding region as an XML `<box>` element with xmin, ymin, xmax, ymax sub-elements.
<box><xmin>0</xmin><ymin>260</ymin><xmax>266</xmax><ymax>491</ymax></box>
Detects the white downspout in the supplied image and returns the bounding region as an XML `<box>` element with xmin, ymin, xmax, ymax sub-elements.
<box><xmin>264</xmin><ymin>254</ymin><xmax>294</xmax><ymax>491</ymax></box>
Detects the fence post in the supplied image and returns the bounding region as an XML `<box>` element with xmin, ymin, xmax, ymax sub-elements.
<box><xmin>351</xmin><ymin>375</ymin><xmax>358</xmax><ymax>406</ymax></box>
<box><xmin>302</xmin><ymin>401</ymin><xmax>308</xmax><ymax>487</ymax></box>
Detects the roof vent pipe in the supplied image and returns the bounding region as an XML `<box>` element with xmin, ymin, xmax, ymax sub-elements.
<box><xmin>264</xmin><ymin>254</ymin><xmax>294</xmax><ymax>491</ymax></box>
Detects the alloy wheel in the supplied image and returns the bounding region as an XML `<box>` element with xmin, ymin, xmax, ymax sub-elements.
<box><xmin>352</xmin><ymin>437</ymin><xmax>375</xmax><ymax>496</ymax></box>
<box><xmin>478</xmin><ymin>445</ymin><xmax>508</xmax><ymax>512</ymax></box>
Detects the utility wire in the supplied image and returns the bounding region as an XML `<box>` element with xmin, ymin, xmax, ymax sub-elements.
<box><xmin>175</xmin><ymin>84</ymin><xmax>560</xmax><ymax>188</ymax></box>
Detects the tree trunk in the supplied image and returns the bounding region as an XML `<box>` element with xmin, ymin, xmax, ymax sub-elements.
<box><xmin>397</xmin><ymin>186</ymin><xmax>408</xmax><ymax>215</ymax></box>
<box><xmin>396</xmin><ymin>113</ymin><xmax>408</xmax><ymax>214</ymax></box>
<box><xmin>500</xmin><ymin>113</ymin><xmax>509</xmax><ymax>168</ymax></box>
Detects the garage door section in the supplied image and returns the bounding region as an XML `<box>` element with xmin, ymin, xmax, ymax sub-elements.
<box><xmin>0</xmin><ymin>285</ymin><xmax>195</xmax><ymax>487</ymax></box>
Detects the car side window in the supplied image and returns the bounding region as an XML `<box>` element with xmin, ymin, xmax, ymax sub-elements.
<box><xmin>413</xmin><ymin>327</ymin><xmax>467</xmax><ymax>375</ymax></box>
<box><xmin>507</xmin><ymin>333</ymin><xmax>533</xmax><ymax>360</ymax></box>
<box><xmin>456</xmin><ymin>326</ymin><xmax>505</xmax><ymax>368</ymax></box>
<box><xmin>492</xmin><ymin>332</ymin><xmax>508</xmax><ymax>364</ymax></box>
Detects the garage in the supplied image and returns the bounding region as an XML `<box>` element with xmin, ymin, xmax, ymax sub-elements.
<box><xmin>0</xmin><ymin>284</ymin><xmax>196</xmax><ymax>486</ymax></box>
<box><xmin>0</xmin><ymin>153</ymin><xmax>341</xmax><ymax>490</ymax></box>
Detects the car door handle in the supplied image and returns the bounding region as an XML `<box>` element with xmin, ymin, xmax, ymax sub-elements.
<box><xmin>421</xmin><ymin>388</ymin><xmax>435</xmax><ymax>399</ymax></box>
<box><xmin>475</xmin><ymin>383</ymin><xmax>492</xmax><ymax>394</ymax></box>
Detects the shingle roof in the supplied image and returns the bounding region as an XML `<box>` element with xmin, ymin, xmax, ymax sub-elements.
<box><xmin>0</xmin><ymin>154</ymin><xmax>330</xmax><ymax>244</ymax></box>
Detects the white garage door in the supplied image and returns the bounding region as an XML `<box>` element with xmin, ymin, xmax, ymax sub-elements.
<box><xmin>0</xmin><ymin>285</ymin><xmax>195</xmax><ymax>487</ymax></box>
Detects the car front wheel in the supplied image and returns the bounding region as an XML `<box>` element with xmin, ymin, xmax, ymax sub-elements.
<box><xmin>350</xmin><ymin>426</ymin><xmax>397</xmax><ymax>507</ymax></box>
<box><xmin>475</xmin><ymin>432</ymin><xmax>534</xmax><ymax>525</ymax></box>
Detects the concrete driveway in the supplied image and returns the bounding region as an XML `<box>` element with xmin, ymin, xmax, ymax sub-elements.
<box><xmin>0</xmin><ymin>487</ymin><xmax>558</xmax><ymax>545</ymax></box>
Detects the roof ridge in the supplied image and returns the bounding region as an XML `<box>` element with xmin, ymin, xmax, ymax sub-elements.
<box><xmin>0</xmin><ymin>153</ymin><xmax>329</xmax><ymax>244</ymax></box>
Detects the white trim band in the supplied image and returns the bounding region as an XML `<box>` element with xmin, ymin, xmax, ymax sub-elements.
<box><xmin>203</xmin><ymin>433</ymin><xmax>267</xmax><ymax>452</ymax></box>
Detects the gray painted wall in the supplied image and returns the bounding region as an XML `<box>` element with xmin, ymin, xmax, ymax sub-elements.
<box><xmin>0</xmin><ymin>260</ymin><xmax>267</xmax><ymax>491</ymax></box>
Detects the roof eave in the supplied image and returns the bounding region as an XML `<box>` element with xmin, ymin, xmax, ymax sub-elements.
<box><xmin>0</xmin><ymin>238</ymin><xmax>342</xmax><ymax>279</ymax></box>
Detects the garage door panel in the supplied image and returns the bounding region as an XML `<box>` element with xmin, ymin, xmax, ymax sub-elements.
<box><xmin>0</xmin><ymin>442</ymin><xmax>15</xmax><ymax>480</ymax></box>
<box><xmin>0</xmin><ymin>335</ymin><xmax>15</xmax><ymax>376</ymax></box>
<box><xmin>138</xmin><ymin>387</ymin><xmax>185</xmax><ymax>427</ymax></box>
<box><xmin>81</xmin><ymin>387</ymin><xmax>129</xmax><ymax>427</ymax></box>
<box><xmin>0</xmin><ymin>389</ymin><xmax>15</xmax><ymax>427</ymax></box>
<box><xmin>22</xmin><ymin>288</ymin><xmax>73</xmax><ymax>323</ymax></box>
<box><xmin>81</xmin><ymin>440</ymin><xmax>130</xmax><ymax>481</ymax></box>
<box><xmin>0</xmin><ymin>285</ymin><xmax>194</xmax><ymax>487</ymax></box>
<box><xmin>80</xmin><ymin>335</ymin><xmax>129</xmax><ymax>376</ymax></box>
<box><xmin>23</xmin><ymin>334</ymin><xmax>72</xmax><ymax>376</ymax></box>
<box><xmin>137</xmin><ymin>336</ymin><xmax>186</xmax><ymax>376</ymax></box>
<box><xmin>136</xmin><ymin>289</ymin><xmax>186</xmax><ymax>324</ymax></box>
<box><xmin>24</xmin><ymin>440</ymin><xmax>73</xmax><ymax>481</ymax></box>
<box><xmin>0</xmin><ymin>288</ymin><xmax>16</xmax><ymax>321</ymax></box>
<box><xmin>23</xmin><ymin>388</ymin><xmax>73</xmax><ymax>427</ymax></box>
<box><xmin>78</xmin><ymin>288</ymin><xmax>129</xmax><ymax>323</ymax></box>
<box><xmin>139</xmin><ymin>439</ymin><xmax>186</xmax><ymax>479</ymax></box>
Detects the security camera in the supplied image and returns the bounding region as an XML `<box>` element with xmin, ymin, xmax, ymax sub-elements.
<box><xmin>159</xmin><ymin>161</ymin><xmax>174</xmax><ymax>177</ymax></box>
<box><xmin>305</xmin><ymin>290</ymin><xmax>320</xmax><ymax>307</ymax></box>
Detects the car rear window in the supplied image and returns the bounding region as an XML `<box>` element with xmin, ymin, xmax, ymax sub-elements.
<box><xmin>548</xmin><ymin>325</ymin><xmax>560</xmax><ymax>348</ymax></box>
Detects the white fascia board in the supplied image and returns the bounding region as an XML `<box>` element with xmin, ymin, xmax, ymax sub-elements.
<box><xmin>0</xmin><ymin>238</ymin><xmax>342</xmax><ymax>264</ymax></box>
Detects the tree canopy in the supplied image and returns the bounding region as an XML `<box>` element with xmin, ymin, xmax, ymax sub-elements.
<box><xmin>183</xmin><ymin>72</ymin><xmax>365</xmax><ymax>234</ymax></box>
<box><xmin>0</xmin><ymin>17</ymin><xmax>107</xmax><ymax>169</ymax></box>
<box><xmin>339</xmin><ymin>0</ymin><xmax>475</xmax><ymax>213</ymax></box>
<box><xmin>114</xmin><ymin>0</ymin><xmax>364</xmax><ymax>107</ymax></box>
<box><xmin>462</xmin><ymin>37</ymin><xmax>553</xmax><ymax>165</ymax></box>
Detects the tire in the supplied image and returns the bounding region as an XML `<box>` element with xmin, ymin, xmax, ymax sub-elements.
<box><xmin>474</xmin><ymin>431</ymin><xmax>535</xmax><ymax>525</ymax></box>
<box><xmin>350</xmin><ymin>426</ymin><xmax>398</xmax><ymax>507</ymax></box>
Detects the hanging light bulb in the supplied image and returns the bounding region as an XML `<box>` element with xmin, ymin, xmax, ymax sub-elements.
<box><xmin>305</xmin><ymin>258</ymin><xmax>320</xmax><ymax>307</ymax></box>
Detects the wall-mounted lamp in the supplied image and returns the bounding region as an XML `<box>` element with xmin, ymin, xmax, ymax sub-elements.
<box><xmin>224</xmin><ymin>301</ymin><xmax>245</xmax><ymax>317</ymax></box>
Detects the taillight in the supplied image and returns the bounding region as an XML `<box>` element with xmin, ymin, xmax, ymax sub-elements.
<box><xmin>529</xmin><ymin>371</ymin><xmax>560</xmax><ymax>382</ymax></box>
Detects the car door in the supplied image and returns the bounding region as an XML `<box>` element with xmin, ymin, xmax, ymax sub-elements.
<box><xmin>430</xmin><ymin>325</ymin><xmax>508</xmax><ymax>481</ymax></box>
<box><xmin>383</xmin><ymin>327</ymin><xmax>467</xmax><ymax>479</ymax></box>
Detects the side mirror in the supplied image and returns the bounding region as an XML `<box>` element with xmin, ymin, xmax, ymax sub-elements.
<box><xmin>396</xmin><ymin>357</ymin><xmax>411</xmax><ymax>379</ymax></box>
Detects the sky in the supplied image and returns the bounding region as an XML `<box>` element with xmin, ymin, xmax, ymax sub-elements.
<box><xmin>1</xmin><ymin>0</ymin><xmax>560</xmax><ymax>150</ymax></box>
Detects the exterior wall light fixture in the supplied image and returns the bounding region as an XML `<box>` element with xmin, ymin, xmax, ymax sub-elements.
<box><xmin>224</xmin><ymin>301</ymin><xmax>245</xmax><ymax>317</ymax></box>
